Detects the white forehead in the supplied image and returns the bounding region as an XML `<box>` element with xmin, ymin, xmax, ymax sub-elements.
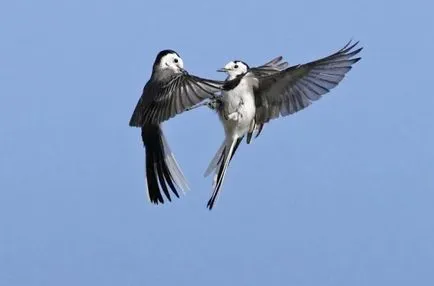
<box><xmin>224</xmin><ymin>61</ymin><xmax>247</xmax><ymax>69</ymax></box>
<box><xmin>161</xmin><ymin>53</ymin><xmax>181</xmax><ymax>63</ymax></box>
<box><xmin>158</xmin><ymin>52</ymin><xmax>184</xmax><ymax>70</ymax></box>
<box><xmin>224</xmin><ymin>61</ymin><xmax>235</xmax><ymax>68</ymax></box>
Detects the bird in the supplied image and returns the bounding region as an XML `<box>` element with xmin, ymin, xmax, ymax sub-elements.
<box><xmin>191</xmin><ymin>56</ymin><xmax>289</xmax><ymax>141</ymax></box>
<box><xmin>129</xmin><ymin>49</ymin><xmax>224</xmax><ymax>205</ymax></box>
<box><xmin>204</xmin><ymin>40</ymin><xmax>363</xmax><ymax>210</ymax></box>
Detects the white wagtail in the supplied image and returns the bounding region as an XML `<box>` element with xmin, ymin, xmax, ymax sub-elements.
<box><xmin>129</xmin><ymin>50</ymin><xmax>224</xmax><ymax>205</ymax></box>
<box><xmin>204</xmin><ymin>40</ymin><xmax>363</xmax><ymax>209</ymax></box>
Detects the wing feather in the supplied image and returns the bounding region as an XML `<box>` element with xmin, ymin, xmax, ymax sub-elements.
<box><xmin>245</xmin><ymin>56</ymin><xmax>289</xmax><ymax>142</ymax></box>
<box><xmin>253</xmin><ymin>40</ymin><xmax>363</xmax><ymax>124</ymax></box>
<box><xmin>129</xmin><ymin>72</ymin><xmax>224</xmax><ymax>127</ymax></box>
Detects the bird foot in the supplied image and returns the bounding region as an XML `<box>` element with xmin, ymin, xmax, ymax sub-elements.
<box><xmin>207</xmin><ymin>98</ymin><xmax>221</xmax><ymax>111</ymax></box>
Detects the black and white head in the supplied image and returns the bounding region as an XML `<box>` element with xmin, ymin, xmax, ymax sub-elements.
<box><xmin>153</xmin><ymin>49</ymin><xmax>184</xmax><ymax>74</ymax></box>
<box><xmin>217</xmin><ymin>60</ymin><xmax>249</xmax><ymax>79</ymax></box>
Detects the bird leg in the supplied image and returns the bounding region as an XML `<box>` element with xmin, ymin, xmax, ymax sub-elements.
<box><xmin>186</xmin><ymin>98</ymin><xmax>221</xmax><ymax>112</ymax></box>
<box><xmin>185</xmin><ymin>102</ymin><xmax>206</xmax><ymax>112</ymax></box>
<box><xmin>207</xmin><ymin>98</ymin><xmax>222</xmax><ymax>111</ymax></box>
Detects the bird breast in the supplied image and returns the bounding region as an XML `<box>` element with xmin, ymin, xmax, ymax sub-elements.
<box><xmin>223</xmin><ymin>78</ymin><xmax>255</xmax><ymax>113</ymax></box>
<box><xmin>219</xmin><ymin>77</ymin><xmax>256</xmax><ymax>138</ymax></box>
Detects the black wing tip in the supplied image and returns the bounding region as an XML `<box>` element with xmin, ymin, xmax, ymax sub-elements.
<box><xmin>342</xmin><ymin>39</ymin><xmax>359</xmax><ymax>49</ymax></box>
<box><xmin>129</xmin><ymin>113</ymin><xmax>143</xmax><ymax>127</ymax></box>
<box><xmin>352</xmin><ymin>57</ymin><xmax>362</xmax><ymax>64</ymax></box>
<box><xmin>329</xmin><ymin>41</ymin><xmax>362</xmax><ymax>66</ymax></box>
<box><xmin>342</xmin><ymin>40</ymin><xmax>364</xmax><ymax>55</ymax></box>
<box><xmin>347</xmin><ymin>48</ymin><xmax>363</xmax><ymax>60</ymax></box>
<box><xmin>129</xmin><ymin>118</ymin><xmax>137</xmax><ymax>127</ymax></box>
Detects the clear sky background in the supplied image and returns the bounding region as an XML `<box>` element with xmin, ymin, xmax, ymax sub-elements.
<box><xmin>1</xmin><ymin>0</ymin><xmax>433</xmax><ymax>285</ymax></box>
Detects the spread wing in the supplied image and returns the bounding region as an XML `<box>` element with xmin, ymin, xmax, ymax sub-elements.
<box><xmin>245</xmin><ymin>56</ymin><xmax>289</xmax><ymax>143</ymax></box>
<box><xmin>129</xmin><ymin>72</ymin><xmax>224</xmax><ymax>126</ymax></box>
<box><xmin>254</xmin><ymin>40</ymin><xmax>363</xmax><ymax>125</ymax></box>
<box><xmin>249</xmin><ymin>56</ymin><xmax>289</xmax><ymax>77</ymax></box>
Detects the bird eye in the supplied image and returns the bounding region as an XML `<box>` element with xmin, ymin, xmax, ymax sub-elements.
<box><xmin>234</xmin><ymin>64</ymin><xmax>238</xmax><ymax>69</ymax></box>
<box><xmin>174</xmin><ymin>58</ymin><xmax>179</xmax><ymax>63</ymax></box>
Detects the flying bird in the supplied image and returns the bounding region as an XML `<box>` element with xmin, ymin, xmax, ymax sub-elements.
<box><xmin>129</xmin><ymin>50</ymin><xmax>223</xmax><ymax>205</ymax></box>
<box><xmin>205</xmin><ymin>40</ymin><xmax>363</xmax><ymax>209</ymax></box>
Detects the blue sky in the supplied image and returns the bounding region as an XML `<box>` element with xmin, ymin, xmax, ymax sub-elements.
<box><xmin>1</xmin><ymin>0</ymin><xmax>433</xmax><ymax>285</ymax></box>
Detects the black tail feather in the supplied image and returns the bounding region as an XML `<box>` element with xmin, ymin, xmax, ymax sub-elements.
<box><xmin>230</xmin><ymin>137</ymin><xmax>243</xmax><ymax>161</ymax></box>
<box><xmin>142</xmin><ymin>124</ymin><xmax>183</xmax><ymax>204</ymax></box>
<box><xmin>207</xmin><ymin>137</ymin><xmax>243</xmax><ymax>210</ymax></box>
<box><xmin>145</xmin><ymin>141</ymin><xmax>163</xmax><ymax>203</ymax></box>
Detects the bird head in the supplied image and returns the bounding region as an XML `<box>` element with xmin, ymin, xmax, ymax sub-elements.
<box><xmin>217</xmin><ymin>60</ymin><xmax>249</xmax><ymax>79</ymax></box>
<box><xmin>153</xmin><ymin>50</ymin><xmax>185</xmax><ymax>74</ymax></box>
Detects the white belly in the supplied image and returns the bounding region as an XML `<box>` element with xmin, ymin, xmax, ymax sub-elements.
<box><xmin>219</xmin><ymin>80</ymin><xmax>256</xmax><ymax>140</ymax></box>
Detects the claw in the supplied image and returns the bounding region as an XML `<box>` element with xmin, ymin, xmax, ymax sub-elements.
<box><xmin>186</xmin><ymin>99</ymin><xmax>218</xmax><ymax>112</ymax></box>
<box><xmin>207</xmin><ymin>99</ymin><xmax>220</xmax><ymax>110</ymax></box>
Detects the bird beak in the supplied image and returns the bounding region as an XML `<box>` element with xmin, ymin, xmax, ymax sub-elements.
<box><xmin>217</xmin><ymin>68</ymin><xmax>227</xmax><ymax>72</ymax></box>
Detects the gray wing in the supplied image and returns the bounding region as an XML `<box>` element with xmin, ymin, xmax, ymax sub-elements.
<box><xmin>250</xmin><ymin>56</ymin><xmax>289</xmax><ymax>77</ymax></box>
<box><xmin>246</xmin><ymin>56</ymin><xmax>289</xmax><ymax>143</ymax></box>
<box><xmin>254</xmin><ymin>40</ymin><xmax>362</xmax><ymax>125</ymax></box>
<box><xmin>129</xmin><ymin>73</ymin><xmax>224</xmax><ymax>126</ymax></box>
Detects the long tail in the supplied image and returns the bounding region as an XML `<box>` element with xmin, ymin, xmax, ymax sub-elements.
<box><xmin>141</xmin><ymin>124</ymin><xmax>189</xmax><ymax>204</ymax></box>
<box><xmin>206</xmin><ymin>137</ymin><xmax>243</xmax><ymax>210</ymax></box>
<box><xmin>204</xmin><ymin>140</ymin><xmax>226</xmax><ymax>178</ymax></box>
